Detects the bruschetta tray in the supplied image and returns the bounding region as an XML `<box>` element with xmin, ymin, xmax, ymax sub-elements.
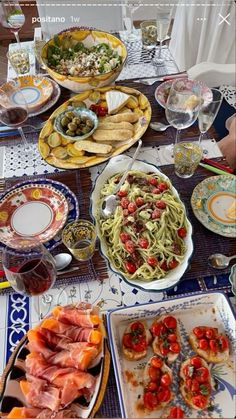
<box><xmin>107</xmin><ymin>292</ymin><xmax>235</xmax><ymax>418</ymax></box>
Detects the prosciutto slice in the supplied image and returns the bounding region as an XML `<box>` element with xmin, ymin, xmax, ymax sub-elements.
<box><xmin>52</xmin><ymin>305</ymin><xmax>100</xmax><ymax>328</ymax></box>
<box><xmin>20</xmin><ymin>376</ymin><xmax>61</xmax><ymax>411</ymax></box>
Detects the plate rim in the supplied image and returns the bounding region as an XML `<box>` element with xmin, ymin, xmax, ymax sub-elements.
<box><xmin>28</xmin><ymin>77</ymin><xmax>61</xmax><ymax>117</ymax></box>
<box><xmin>16</xmin><ymin>74</ymin><xmax>54</xmax><ymax>112</ymax></box>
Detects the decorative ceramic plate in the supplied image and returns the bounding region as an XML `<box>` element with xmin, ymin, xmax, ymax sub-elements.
<box><xmin>28</xmin><ymin>78</ymin><xmax>61</xmax><ymax>117</ymax></box>
<box><xmin>38</xmin><ymin>85</ymin><xmax>151</xmax><ymax>169</ymax></box>
<box><xmin>191</xmin><ymin>175</ymin><xmax>236</xmax><ymax>238</ymax></box>
<box><xmin>107</xmin><ymin>292</ymin><xmax>236</xmax><ymax>418</ymax></box>
<box><xmin>0</xmin><ymin>179</ymin><xmax>79</xmax><ymax>251</ymax></box>
<box><xmin>229</xmin><ymin>264</ymin><xmax>236</xmax><ymax>296</ymax></box>
<box><xmin>91</xmin><ymin>156</ymin><xmax>193</xmax><ymax>292</ymax></box>
<box><xmin>9</xmin><ymin>75</ymin><xmax>53</xmax><ymax>112</ymax></box>
<box><xmin>0</xmin><ymin>184</ymin><xmax>69</xmax><ymax>248</ymax></box>
<box><xmin>154</xmin><ymin>78</ymin><xmax>212</xmax><ymax>108</ymax></box>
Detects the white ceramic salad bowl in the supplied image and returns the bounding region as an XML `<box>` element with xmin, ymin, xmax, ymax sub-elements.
<box><xmin>91</xmin><ymin>155</ymin><xmax>193</xmax><ymax>292</ymax></box>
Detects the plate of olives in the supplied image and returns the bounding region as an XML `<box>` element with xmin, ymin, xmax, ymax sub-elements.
<box><xmin>54</xmin><ymin>106</ymin><xmax>98</xmax><ymax>141</ymax></box>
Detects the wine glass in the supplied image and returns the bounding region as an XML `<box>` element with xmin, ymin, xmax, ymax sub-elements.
<box><xmin>0</xmin><ymin>0</ymin><xmax>25</xmax><ymax>48</ymax></box>
<box><xmin>2</xmin><ymin>238</ymin><xmax>57</xmax><ymax>296</ymax></box>
<box><xmin>0</xmin><ymin>80</ymin><xmax>32</xmax><ymax>153</ymax></box>
<box><xmin>155</xmin><ymin>6</ymin><xmax>172</xmax><ymax>65</ymax></box>
<box><xmin>198</xmin><ymin>88</ymin><xmax>223</xmax><ymax>143</ymax></box>
<box><xmin>165</xmin><ymin>79</ymin><xmax>201</xmax><ymax>144</ymax></box>
<box><xmin>123</xmin><ymin>0</ymin><xmax>142</xmax><ymax>42</ymax></box>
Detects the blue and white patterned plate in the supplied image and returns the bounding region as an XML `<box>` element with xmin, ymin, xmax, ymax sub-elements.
<box><xmin>107</xmin><ymin>292</ymin><xmax>236</xmax><ymax>418</ymax></box>
<box><xmin>0</xmin><ymin>178</ymin><xmax>79</xmax><ymax>251</ymax></box>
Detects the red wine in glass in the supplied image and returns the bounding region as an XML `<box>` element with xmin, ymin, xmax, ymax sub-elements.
<box><xmin>0</xmin><ymin>107</ymin><xmax>28</xmax><ymax>127</ymax></box>
<box><xmin>17</xmin><ymin>258</ymin><xmax>56</xmax><ymax>296</ymax></box>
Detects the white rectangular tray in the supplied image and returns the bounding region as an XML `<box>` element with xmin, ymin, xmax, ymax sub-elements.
<box><xmin>107</xmin><ymin>292</ymin><xmax>236</xmax><ymax>418</ymax></box>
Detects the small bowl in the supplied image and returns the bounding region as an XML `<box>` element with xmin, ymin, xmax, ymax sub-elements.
<box><xmin>54</xmin><ymin>106</ymin><xmax>98</xmax><ymax>141</ymax></box>
<box><xmin>229</xmin><ymin>264</ymin><xmax>236</xmax><ymax>296</ymax></box>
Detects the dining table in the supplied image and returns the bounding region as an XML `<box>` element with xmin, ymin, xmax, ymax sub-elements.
<box><xmin>0</xmin><ymin>31</ymin><xmax>235</xmax><ymax>418</ymax></box>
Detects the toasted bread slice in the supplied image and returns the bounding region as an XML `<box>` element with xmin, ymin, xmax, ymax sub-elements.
<box><xmin>143</xmin><ymin>356</ymin><xmax>173</xmax><ymax>409</ymax></box>
<box><xmin>122</xmin><ymin>320</ymin><xmax>151</xmax><ymax>361</ymax></box>
<box><xmin>104</xmin><ymin>112</ymin><xmax>139</xmax><ymax>124</ymax></box>
<box><xmin>189</xmin><ymin>327</ymin><xmax>229</xmax><ymax>364</ymax></box>
<box><xmin>179</xmin><ymin>357</ymin><xmax>212</xmax><ymax>411</ymax></box>
<box><xmin>150</xmin><ymin>315</ymin><xmax>181</xmax><ymax>363</ymax></box>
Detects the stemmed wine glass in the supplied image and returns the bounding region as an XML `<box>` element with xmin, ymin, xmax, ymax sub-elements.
<box><xmin>123</xmin><ymin>0</ymin><xmax>142</xmax><ymax>42</ymax></box>
<box><xmin>165</xmin><ymin>79</ymin><xmax>201</xmax><ymax>144</ymax></box>
<box><xmin>0</xmin><ymin>80</ymin><xmax>32</xmax><ymax>153</ymax></box>
<box><xmin>0</xmin><ymin>0</ymin><xmax>25</xmax><ymax>48</ymax></box>
<box><xmin>198</xmin><ymin>88</ymin><xmax>223</xmax><ymax>143</ymax></box>
<box><xmin>155</xmin><ymin>6</ymin><xmax>172</xmax><ymax>65</ymax></box>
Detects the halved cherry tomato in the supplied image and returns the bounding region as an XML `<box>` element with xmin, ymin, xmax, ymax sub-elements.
<box><xmin>146</xmin><ymin>381</ymin><xmax>158</xmax><ymax>392</ymax></box>
<box><xmin>122</xmin><ymin>333</ymin><xmax>132</xmax><ymax>348</ymax></box>
<box><xmin>198</xmin><ymin>339</ymin><xmax>209</xmax><ymax>350</ymax></box>
<box><xmin>120</xmin><ymin>232</ymin><xmax>130</xmax><ymax>243</ymax></box>
<box><xmin>125</xmin><ymin>240</ymin><xmax>135</xmax><ymax>254</ymax></box>
<box><xmin>131</xmin><ymin>321</ymin><xmax>144</xmax><ymax>334</ymax></box>
<box><xmin>160</xmin><ymin>342</ymin><xmax>169</xmax><ymax>356</ymax></box>
<box><xmin>190</xmin><ymin>356</ymin><xmax>202</xmax><ymax>369</ymax></box>
<box><xmin>161</xmin><ymin>373</ymin><xmax>171</xmax><ymax>387</ymax></box>
<box><xmin>169</xmin><ymin>342</ymin><xmax>180</xmax><ymax>353</ymax></box>
<box><xmin>117</xmin><ymin>189</ymin><xmax>127</xmax><ymax>197</ymax></box>
<box><xmin>147</xmin><ymin>256</ymin><xmax>158</xmax><ymax>267</ymax></box>
<box><xmin>125</xmin><ymin>260</ymin><xmax>137</xmax><ymax>273</ymax></box>
<box><xmin>186</xmin><ymin>378</ymin><xmax>200</xmax><ymax>392</ymax></box>
<box><xmin>177</xmin><ymin>227</ymin><xmax>187</xmax><ymax>238</ymax></box>
<box><xmin>192</xmin><ymin>395</ymin><xmax>207</xmax><ymax>409</ymax></box>
<box><xmin>205</xmin><ymin>327</ymin><xmax>216</xmax><ymax>339</ymax></box>
<box><xmin>152</xmin><ymin>209</ymin><xmax>161</xmax><ymax>219</ymax></box>
<box><xmin>143</xmin><ymin>391</ymin><xmax>158</xmax><ymax>409</ymax></box>
<box><xmin>218</xmin><ymin>334</ymin><xmax>229</xmax><ymax>351</ymax></box>
<box><xmin>150</xmin><ymin>322</ymin><xmax>167</xmax><ymax>337</ymax></box>
<box><xmin>138</xmin><ymin>237</ymin><xmax>149</xmax><ymax>249</ymax></box>
<box><xmin>153</xmin><ymin>187</ymin><xmax>161</xmax><ymax>194</ymax></box>
<box><xmin>148</xmin><ymin>366</ymin><xmax>160</xmax><ymax>382</ymax></box>
<box><xmin>158</xmin><ymin>182</ymin><xmax>168</xmax><ymax>192</ymax></box>
<box><xmin>132</xmin><ymin>336</ymin><xmax>147</xmax><ymax>352</ymax></box>
<box><xmin>128</xmin><ymin>202</ymin><xmax>137</xmax><ymax>213</ymax></box>
<box><xmin>167</xmin><ymin>333</ymin><xmax>177</xmax><ymax>343</ymax></box>
<box><xmin>157</xmin><ymin>386</ymin><xmax>171</xmax><ymax>402</ymax></box>
<box><xmin>135</xmin><ymin>196</ymin><xmax>144</xmax><ymax>206</ymax></box>
<box><xmin>168</xmin><ymin>406</ymin><xmax>184</xmax><ymax>419</ymax></box>
<box><xmin>160</xmin><ymin>260</ymin><xmax>168</xmax><ymax>271</ymax></box>
<box><xmin>150</xmin><ymin>356</ymin><xmax>163</xmax><ymax>368</ymax></box>
<box><xmin>196</xmin><ymin>367</ymin><xmax>209</xmax><ymax>383</ymax></box>
<box><xmin>209</xmin><ymin>339</ymin><xmax>218</xmax><ymax>352</ymax></box>
<box><xmin>149</xmin><ymin>178</ymin><xmax>158</xmax><ymax>186</ymax></box>
<box><xmin>120</xmin><ymin>197</ymin><xmax>129</xmax><ymax>209</ymax></box>
<box><xmin>168</xmin><ymin>259</ymin><xmax>179</xmax><ymax>269</ymax></box>
<box><xmin>163</xmin><ymin>316</ymin><xmax>177</xmax><ymax>329</ymax></box>
<box><xmin>156</xmin><ymin>200</ymin><xmax>166</xmax><ymax>209</ymax></box>
<box><xmin>193</xmin><ymin>327</ymin><xmax>205</xmax><ymax>339</ymax></box>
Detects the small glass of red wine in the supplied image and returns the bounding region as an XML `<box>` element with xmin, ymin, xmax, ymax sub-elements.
<box><xmin>2</xmin><ymin>238</ymin><xmax>57</xmax><ymax>296</ymax></box>
<box><xmin>0</xmin><ymin>80</ymin><xmax>32</xmax><ymax>153</ymax></box>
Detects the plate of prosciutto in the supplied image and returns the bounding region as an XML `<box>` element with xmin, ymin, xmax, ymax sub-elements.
<box><xmin>0</xmin><ymin>302</ymin><xmax>110</xmax><ymax>418</ymax></box>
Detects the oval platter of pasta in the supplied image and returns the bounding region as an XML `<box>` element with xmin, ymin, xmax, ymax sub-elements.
<box><xmin>91</xmin><ymin>156</ymin><xmax>193</xmax><ymax>291</ymax></box>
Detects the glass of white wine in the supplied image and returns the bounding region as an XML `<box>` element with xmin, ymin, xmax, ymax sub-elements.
<box><xmin>198</xmin><ymin>88</ymin><xmax>223</xmax><ymax>143</ymax></box>
<box><xmin>155</xmin><ymin>6</ymin><xmax>172</xmax><ymax>65</ymax></box>
<box><xmin>0</xmin><ymin>0</ymin><xmax>25</xmax><ymax>48</ymax></box>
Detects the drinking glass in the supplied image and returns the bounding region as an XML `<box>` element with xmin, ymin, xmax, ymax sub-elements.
<box><xmin>7</xmin><ymin>48</ymin><xmax>30</xmax><ymax>75</ymax></box>
<box><xmin>0</xmin><ymin>80</ymin><xmax>32</xmax><ymax>153</ymax></box>
<box><xmin>140</xmin><ymin>20</ymin><xmax>157</xmax><ymax>49</ymax></box>
<box><xmin>165</xmin><ymin>79</ymin><xmax>201</xmax><ymax>144</ymax></box>
<box><xmin>2</xmin><ymin>239</ymin><xmax>57</xmax><ymax>296</ymax></box>
<box><xmin>62</xmin><ymin>220</ymin><xmax>96</xmax><ymax>262</ymax></box>
<box><xmin>0</xmin><ymin>0</ymin><xmax>25</xmax><ymax>48</ymax></box>
<box><xmin>198</xmin><ymin>88</ymin><xmax>223</xmax><ymax>143</ymax></box>
<box><xmin>123</xmin><ymin>0</ymin><xmax>142</xmax><ymax>42</ymax></box>
<box><xmin>155</xmin><ymin>6</ymin><xmax>172</xmax><ymax>65</ymax></box>
<box><xmin>173</xmin><ymin>140</ymin><xmax>203</xmax><ymax>178</ymax></box>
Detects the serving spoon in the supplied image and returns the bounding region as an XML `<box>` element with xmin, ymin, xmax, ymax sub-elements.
<box><xmin>208</xmin><ymin>253</ymin><xmax>236</xmax><ymax>269</ymax></box>
<box><xmin>101</xmin><ymin>139</ymin><xmax>142</xmax><ymax>218</ymax></box>
<box><xmin>150</xmin><ymin>122</ymin><xmax>171</xmax><ymax>132</ymax></box>
<box><xmin>54</xmin><ymin>252</ymin><xmax>72</xmax><ymax>270</ymax></box>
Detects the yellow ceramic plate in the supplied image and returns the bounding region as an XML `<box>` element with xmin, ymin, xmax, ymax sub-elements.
<box><xmin>38</xmin><ymin>85</ymin><xmax>152</xmax><ymax>169</ymax></box>
<box><xmin>9</xmin><ymin>75</ymin><xmax>53</xmax><ymax>112</ymax></box>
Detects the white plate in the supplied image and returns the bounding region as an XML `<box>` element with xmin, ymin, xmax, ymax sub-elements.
<box><xmin>91</xmin><ymin>155</ymin><xmax>193</xmax><ymax>292</ymax></box>
<box><xmin>107</xmin><ymin>292</ymin><xmax>236</xmax><ymax>418</ymax></box>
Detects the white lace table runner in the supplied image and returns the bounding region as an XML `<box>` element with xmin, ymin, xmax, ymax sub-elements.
<box><xmin>219</xmin><ymin>85</ymin><xmax>236</xmax><ymax>109</ymax></box>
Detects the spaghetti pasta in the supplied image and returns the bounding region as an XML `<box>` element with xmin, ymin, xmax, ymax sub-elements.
<box><xmin>99</xmin><ymin>170</ymin><xmax>188</xmax><ymax>282</ymax></box>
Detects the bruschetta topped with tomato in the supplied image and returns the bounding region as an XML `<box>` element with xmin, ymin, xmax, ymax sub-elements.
<box><xmin>189</xmin><ymin>326</ymin><xmax>229</xmax><ymax>364</ymax></box>
<box><xmin>122</xmin><ymin>320</ymin><xmax>151</xmax><ymax>360</ymax></box>
<box><xmin>161</xmin><ymin>406</ymin><xmax>185</xmax><ymax>418</ymax></box>
<box><xmin>150</xmin><ymin>315</ymin><xmax>181</xmax><ymax>363</ymax></box>
<box><xmin>180</xmin><ymin>356</ymin><xmax>212</xmax><ymax>410</ymax></box>
<box><xmin>143</xmin><ymin>355</ymin><xmax>173</xmax><ymax>410</ymax></box>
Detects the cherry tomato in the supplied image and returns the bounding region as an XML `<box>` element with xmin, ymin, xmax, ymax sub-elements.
<box><xmin>120</xmin><ymin>197</ymin><xmax>129</xmax><ymax>209</ymax></box>
<box><xmin>218</xmin><ymin>334</ymin><xmax>229</xmax><ymax>351</ymax></box>
<box><xmin>192</xmin><ymin>395</ymin><xmax>207</xmax><ymax>409</ymax></box>
<box><xmin>160</xmin><ymin>260</ymin><xmax>168</xmax><ymax>271</ymax></box>
<box><xmin>97</xmin><ymin>106</ymin><xmax>107</xmax><ymax>117</ymax></box>
<box><xmin>151</xmin><ymin>209</ymin><xmax>161</xmax><ymax>219</ymax></box>
<box><xmin>122</xmin><ymin>333</ymin><xmax>132</xmax><ymax>348</ymax></box>
<box><xmin>131</xmin><ymin>321</ymin><xmax>144</xmax><ymax>334</ymax></box>
<box><xmin>90</xmin><ymin>104</ymin><xmax>98</xmax><ymax>112</ymax></box>
<box><xmin>150</xmin><ymin>322</ymin><xmax>167</xmax><ymax>337</ymax></box>
<box><xmin>167</xmin><ymin>333</ymin><xmax>177</xmax><ymax>343</ymax></box>
<box><xmin>148</xmin><ymin>366</ymin><xmax>160</xmax><ymax>382</ymax></box>
<box><xmin>147</xmin><ymin>256</ymin><xmax>158</xmax><ymax>267</ymax></box>
<box><xmin>135</xmin><ymin>196</ymin><xmax>144</xmax><ymax>206</ymax></box>
<box><xmin>146</xmin><ymin>382</ymin><xmax>158</xmax><ymax>392</ymax></box>
<box><xmin>196</xmin><ymin>367</ymin><xmax>209</xmax><ymax>383</ymax></box>
<box><xmin>143</xmin><ymin>391</ymin><xmax>158</xmax><ymax>409</ymax></box>
<box><xmin>156</xmin><ymin>200</ymin><xmax>166</xmax><ymax>209</ymax></box>
<box><xmin>205</xmin><ymin>327</ymin><xmax>216</xmax><ymax>339</ymax></box>
<box><xmin>138</xmin><ymin>237</ymin><xmax>149</xmax><ymax>249</ymax></box>
<box><xmin>153</xmin><ymin>187</ymin><xmax>161</xmax><ymax>194</ymax></box>
<box><xmin>168</xmin><ymin>406</ymin><xmax>184</xmax><ymax>419</ymax></box>
<box><xmin>161</xmin><ymin>373</ymin><xmax>171</xmax><ymax>387</ymax></box>
<box><xmin>125</xmin><ymin>260</ymin><xmax>137</xmax><ymax>273</ymax></box>
<box><xmin>128</xmin><ymin>202</ymin><xmax>137</xmax><ymax>213</ymax></box>
<box><xmin>183</xmin><ymin>365</ymin><xmax>190</xmax><ymax>377</ymax></box>
<box><xmin>120</xmin><ymin>232</ymin><xmax>130</xmax><ymax>243</ymax></box>
<box><xmin>193</xmin><ymin>327</ymin><xmax>205</xmax><ymax>339</ymax></box>
<box><xmin>163</xmin><ymin>316</ymin><xmax>177</xmax><ymax>329</ymax></box>
<box><xmin>177</xmin><ymin>227</ymin><xmax>187</xmax><ymax>238</ymax></box>
<box><xmin>150</xmin><ymin>356</ymin><xmax>163</xmax><ymax>368</ymax></box>
<box><xmin>209</xmin><ymin>339</ymin><xmax>218</xmax><ymax>352</ymax></box>
<box><xmin>160</xmin><ymin>343</ymin><xmax>169</xmax><ymax>356</ymax></box>
<box><xmin>149</xmin><ymin>177</ymin><xmax>158</xmax><ymax>186</ymax></box>
<box><xmin>158</xmin><ymin>182</ymin><xmax>168</xmax><ymax>192</ymax></box>
<box><xmin>125</xmin><ymin>240</ymin><xmax>135</xmax><ymax>254</ymax></box>
<box><xmin>132</xmin><ymin>336</ymin><xmax>147</xmax><ymax>352</ymax></box>
<box><xmin>117</xmin><ymin>189</ymin><xmax>127</xmax><ymax>197</ymax></box>
<box><xmin>190</xmin><ymin>356</ymin><xmax>202</xmax><ymax>369</ymax></box>
<box><xmin>168</xmin><ymin>259</ymin><xmax>179</xmax><ymax>269</ymax></box>
<box><xmin>157</xmin><ymin>386</ymin><xmax>171</xmax><ymax>402</ymax></box>
<box><xmin>198</xmin><ymin>339</ymin><xmax>209</xmax><ymax>350</ymax></box>
<box><xmin>187</xmin><ymin>378</ymin><xmax>200</xmax><ymax>392</ymax></box>
<box><xmin>186</xmin><ymin>378</ymin><xmax>193</xmax><ymax>389</ymax></box>
<box><xmin>169</xmin><ymin>342</ymin><xmax>180</xmax><ymax>353</ymax></box>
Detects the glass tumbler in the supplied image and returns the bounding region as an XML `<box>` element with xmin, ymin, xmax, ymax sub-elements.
<box><xmin>62</xmin><ymin>219</ymin><xmax>96</xmax><ymax>262</ymax></box>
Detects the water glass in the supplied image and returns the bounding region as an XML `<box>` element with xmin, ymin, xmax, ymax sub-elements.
<box><xmin>155</xmin><ymin>6</ymin><xmax>172</xmax><ymax>65</ymax></box>
<box><xmin>62</xmin><ymin>220</ymin><xmax>96</xmax><ymax>262</ymax></box>
<box><xmin>7</xmin><ymin>48</ymin><xmax>30</xmax><ymax>75</ymax></box>
<box><xmin>198</xmin><ymin>88</ymin><xmax>223</xmax><ymax>143</ymax></box>
<box><xmin>140</xmin><ymin>20</ymin><xmax>157</xmax><ymax>49</ymax></box>
<box><xmin>173</xmin><ymin>141</ymin><xmax>203</xmax><ymax>178</ymax></box>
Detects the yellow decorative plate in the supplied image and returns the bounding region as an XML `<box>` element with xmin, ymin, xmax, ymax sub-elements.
<box><xmin>38</xmin><ymin>85</ymin><xmax>152</xmax><ymax>169</ymax></box>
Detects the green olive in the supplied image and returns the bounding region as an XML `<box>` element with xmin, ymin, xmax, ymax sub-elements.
<box><xmin>73</xmin><ymin>117</ymin><xmax>81</xmax><ymax>125</ymax></box>
<box><xmin>61</xmin><ymin>116</ymin><xmax>70</xmax><ymax>127</ymax></box>
<box><xmin>66</xmin><ymin>129</ymin><xmax>75</xmax><ymax>136</ymax></box>
<box><xmin>81</xmin><ymin>126</ymin><xmax>91</xmax><ymax>134</ymax></box>
<box><xmin>76</xmin><ymin>129</ymin><xmax>82</xmax><ymax>135</ymax></box>
<box><xmin>68</xmin><ymin>122</ymin><xmax>77</xmax><ymax>131</ymax></box>
<box><xmin>65</xmin><ymin>111</ymin><xmax>75</xmax><ymax>120</ymax></box>
<box><xmin>86</xmin><ymin>119</ymin><xmax>94</xmax><ymax>128</ymax></box>
<box><xmin>81</xmin><ymin>115</ymin><xmax>87</xmax><ymax>123</ymax></box>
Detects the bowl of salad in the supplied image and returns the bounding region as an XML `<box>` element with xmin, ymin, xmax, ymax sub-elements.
<box><xmin>41</xmin><ymin>27</ymin><xmax>127</xmax><ymax>92</ymax></box>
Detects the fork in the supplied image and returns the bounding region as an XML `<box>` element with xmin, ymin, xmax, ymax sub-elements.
<box><xmin>133</xmin><ymin>72</ymin><xmax>188</xmax><ymax>85</ymax></box>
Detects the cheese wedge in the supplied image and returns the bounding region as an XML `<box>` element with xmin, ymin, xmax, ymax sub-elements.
<box><xmin>106</xmin><ymin>90</ymin><xmax>130</xmax><ymax>114</ymax></box>
<box><xmin>225</xmin><ymin>198</ymin><xmax>236</xmax><ymax>220</ymax></box>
